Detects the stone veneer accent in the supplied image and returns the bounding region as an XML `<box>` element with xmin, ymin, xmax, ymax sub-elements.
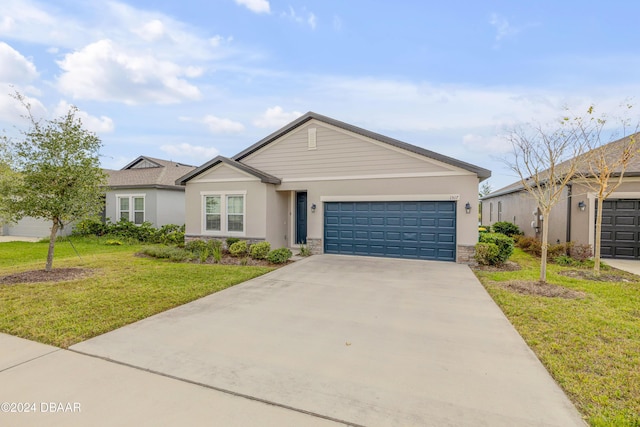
<box><xmin>456</xmin><ymin>244</ymin><xmax>475</xmax><ymax>263</ymax></box>
<box><xmin>306</xmin><ymin>238</ymin><xmax>323</xmax><ymax>255</ymax></box>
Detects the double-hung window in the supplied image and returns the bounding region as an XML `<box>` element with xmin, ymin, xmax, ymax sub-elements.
<box><xmin>202</xmin><ymin>192</ymin><xmax>245</xmax><ymax>235</ymax></box>
<box><xmin>117</xmin><ymin>195</ymin><xmax>145</xmax><ymax>225</ymax></box>
<box><xmin>227</xmin><ymin>195</ymin><xmax>244</xmax><ymax>232</ymax></box>
<box><xmin>204</xmin><ymin>195</ymin><xmax>221</xmax><ymax>231</ymax></box>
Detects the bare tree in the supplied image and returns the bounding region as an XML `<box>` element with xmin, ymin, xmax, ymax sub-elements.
<box><xmin>506</xmin><ymin>121</ymin><xmax>585</xmax><ymax>283</ymax></box>
<box><xmin>572</xmin><ymin>105</ymin><xmax>639</xmax><ymax>275</ymax></box>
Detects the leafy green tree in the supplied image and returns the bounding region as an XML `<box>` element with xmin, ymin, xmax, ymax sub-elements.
<box><xmin>1</xmin><ymin>93</ymin><xmax>106</xmax><ymax>271</ymax></box>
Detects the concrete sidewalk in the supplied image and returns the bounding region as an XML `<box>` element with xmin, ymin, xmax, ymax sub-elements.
<box><xmin>0</xmin><ymin>334</ymin><xmax>342</xmax><ymax>427</ymax></box>
<box><xmin>604</xmin><ymin>258</ymin><xmax>640</xmax><ymax>276</ymax></box>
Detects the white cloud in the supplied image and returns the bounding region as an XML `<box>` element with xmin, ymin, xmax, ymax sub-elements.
<box><xmin>56</xmin><ymin>39</ymin><xmax>202</xmax><ymax>105</ymax></box>
<box><xmin>253</xmin><ymin>106</ymin><xmax>303</xmax><ymax>128</ymax></box>
<box><xmin>181</xmin><ymin>114</ymin><xmax>245</xmax><ymax>133</ymax></box>
<box><xmin>160</xmin><ymin>143</ymin><xmax>219</xmax><ymax>161</ymax></box>
<box><xmin>308</xmin><ymin>13</ymin><xmax>317</xmax><ymax>30</ymax></box>
<box><xmin>235</xmin><ymin>0</ymin><xmax>270</xmax><ymax>14</ymax></box>
<box><xmin>489</xmin><ymin>13</ymin><xmax>517</xmax><ymax>42</ymax></box>
<box><xmin>281</xmin><ymin>6</ymin><xmax>316</xmax><ymax>29</ymax></box>
<box><xmin>0</xmin><ymin>42</ymin><xmax>38</xmax><ymax>82</ymax></box>
<box><xmin>333</xmin><ymin>16</ymin><xmax>342</xmax><ymax>31</ymax></box>
<box><xmin>53</xmin><ymin>100</ymin><xmax>114</xmax><ymax>134</ymax></box>
<box><xmin>133</xmin><ymin>19</ymin><xmax>166</xmax><ymax>42</ymax></box>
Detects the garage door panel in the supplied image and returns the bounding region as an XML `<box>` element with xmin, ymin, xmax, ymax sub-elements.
<box><xmin>324</xmin><ymin>201</ymin><xmax>456</xmax><ymax>261</ymax></box>
<box><xmin>598</xmin><ymin>199</ymin><xmax>640</xmax><ymax>259</ymax></box>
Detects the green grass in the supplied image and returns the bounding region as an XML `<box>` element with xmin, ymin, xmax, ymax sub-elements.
<box><xmin>473</xmin><ymin>249</ymin><xmax>640</xmax><ymax>427</ymax></box>
<box><xmin>0</xmin><ymin>238</ymin><xmax>274</xmax><ymax>348</ymax></box>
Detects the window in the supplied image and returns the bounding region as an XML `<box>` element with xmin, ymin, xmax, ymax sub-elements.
<box><xmin>489</xmin><ymin>202</ymin><xmax>493</xmax><ymax>222</ymax></box>
<box><xmin>497</xmin><ymin>201</ymin><xmax>502</xmax><ymax>221</ymax></box>
<box><xmin>205</xmin><ymin>196</ymin><xmax>221</xmax><ymax>231</ymax></box>
<box><xmin>117</xmin><ymin>195</ymin><xmax>145</xmax><ymax>225</ymax></box>
<box><xmin>227</xmin><ymin>195</ymin><xmax>244</xmax><ymax>232</ymax></box>
<box><xmin>202</xmin><ymin>192</ymin><xmax>245</xmax><ymax>234</ymax></box>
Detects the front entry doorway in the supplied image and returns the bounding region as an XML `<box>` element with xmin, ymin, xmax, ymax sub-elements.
<box><xmin>296</xmin><ymin>191</ymin><xmax>308</xmax><ymax>244</ymax></box>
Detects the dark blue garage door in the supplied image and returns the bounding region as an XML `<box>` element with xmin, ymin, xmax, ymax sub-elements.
<box><xmin>324</xmin><ymin>201</ymin><xmax>456</xmax><ymax>261</ymax></box>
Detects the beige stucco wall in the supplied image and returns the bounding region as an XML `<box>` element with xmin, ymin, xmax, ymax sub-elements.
<box><xmin>482</xmin><ymin>187</ymin><xmax>570</xmax><ymax>244</ymax></box>
<box><xmin>278</xmin><ymin>174</ymin><xmax>480</xmax><ymax>249</ymax></box>
<box><xmin>183</xmin><ymin>179</ymin><xmax>270</xmax><ymax>239</ymax></box>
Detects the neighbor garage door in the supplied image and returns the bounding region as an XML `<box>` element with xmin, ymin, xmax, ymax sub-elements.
<box><xmin>324</xmin><ymin>201</ymin><xmax>456</xmax><ymax>261</ymax></box>
<box><xmin>600</xmin><ymin>199</ymin><xmax>640</xmax><ymax>259</ymax></box>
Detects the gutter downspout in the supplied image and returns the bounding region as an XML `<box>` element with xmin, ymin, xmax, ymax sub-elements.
<box><xmin>566</xmin><ymin>184</ymin><xmax>572</xmax><ymax>244</ymax></box>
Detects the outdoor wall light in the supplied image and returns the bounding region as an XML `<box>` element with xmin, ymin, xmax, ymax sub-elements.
<box><xmin>311</xmin><ymin>203</ymin><xmax>317</xmax><ymax>213</ymax></box>
<box><xmin>534</xmin><ymin>225</ymin><xmax>540</xmax><ymax>233</ymax></box>
<box><xmin>465</xmin><ymin>202</ymin><xmax>472</xmax><ymax>214</ymax></box>
<box><xmin>578</xmin><ymin>201</ymin><xmax>586</xmax><ymax>211</ymax></box>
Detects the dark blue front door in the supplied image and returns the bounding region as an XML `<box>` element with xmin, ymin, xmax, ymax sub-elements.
<box><xmin>296</xmin><ymin>192</ymin><xmax>307</xmax><ymax>244</ymax></box>
<box><xmin>324</xmin><ymin>201</ymin><xmax>456</xmax><ymax>261</ymax></box>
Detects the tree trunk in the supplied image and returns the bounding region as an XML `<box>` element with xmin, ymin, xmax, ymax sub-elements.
<box><xmin>594</xmin><ymin>197</ymin><xmax>603</xmax><ymax>276</ymax></box>
<box><xmin>46</xmin><ymin>219</ymin><xmax>59</xmax><ymax>272</ymax></box>
<box><xmin>540</xmin><ymin>212</ymin><xmax>550</xmax><ymax>283</ymax></box>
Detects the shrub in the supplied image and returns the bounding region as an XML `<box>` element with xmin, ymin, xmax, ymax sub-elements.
<box><xmin>516</xmin><ymin>236</ymin><xmax>542</xmax><ymax>257</ymax></box>
<box><xmin>73</xmin><ymin>218</ymin><xmax>107</xmax><ymax>236</ymax></box>
<box><xmin>152</xmin><ymin>224</ymin><xmax>185</xmax><ymax>245</ymax></box>
<box><xmin>478</xmin><ymin>226</ymin><xmax>490</xmax><ymax>234</ymax></box>
<box><xmin>250</xmin><ymin>242</ymin><xmax>271</xmax><ymax>260</ymax></box>
<box><xmin>554</xmin><ymin>254</ymin><xmax>575</xmax><ymax>266</ymax></box>
<box><xmin>491</xmin><ymin>221</ymin><xmax>522</xmax><ymax>237</ymax></box>
<box><xmin>267</xmin><ymin>247</ymin><xmax>292</xmax><ymax>264</ymax></box>
<box><xmin>570</xmin><ymin>244</ymin><xmax>593</xmax><ymax>262</ymax></box>
<box><xmin>226</xmin><ymin>237</ymin><xmax>240</xmax><ymax>249</ymax></box>
<box><xmin>547</xmin><ymin>242</ymin><xmax>573</xmax><ymax>260</ymax></box>
<box><xmin>479</xmin><ymin>232</ymin><xmax>514</xmax><ymax>263</ymax></box>
<box><xmin>474</xmin><ymin>242</ymin><xmax>501</xmax><ymax>265</ymax></box>
<box><xmin>229</xmin><ymin>240</ymin><xmax>248</xmax><ymax>257</ymax></box>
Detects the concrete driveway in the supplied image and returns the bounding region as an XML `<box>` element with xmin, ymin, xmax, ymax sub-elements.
<box><xmin>70</xmin><ymin>255</ymin><xmax>585</xmax><ymax>426</ymax></box>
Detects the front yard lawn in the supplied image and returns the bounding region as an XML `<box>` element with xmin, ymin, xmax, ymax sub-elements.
<box><xmin>473</xmin><ymin>249</ymin><xmax>640</xmax><ymax>427</ymax></box>
<box><xmin>0</xmin><ymin>239</ymin><xmax>274</xmax><ymax>348</ymax></box>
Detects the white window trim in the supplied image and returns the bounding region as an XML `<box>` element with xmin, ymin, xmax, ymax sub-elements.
<box><xmin>200</xmin><ymin>191</ymin><xmax>247</xmax><ymax>236</ymax></box>
<box><xmin>116</xmin><ymin>194</ymin><xmax>145</xmax><ymax>225</ymax></box>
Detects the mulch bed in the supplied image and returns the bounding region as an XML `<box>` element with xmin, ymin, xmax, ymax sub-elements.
<box><xmin>557</xmin><ymin>269</ymin><xmax>638</xmax><ymax>282</ymax></box>
<box><xmin>493</xmin><ymin>280</ymin><xmax>587</xmax><ymax>299</ymax></box>
<box><xmin>0</xmin><ymin>268</ymin><xmax>94</xmax><ymax>285</ymax></box>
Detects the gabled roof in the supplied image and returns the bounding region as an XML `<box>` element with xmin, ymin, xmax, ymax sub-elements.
<box><xmin>107</xmin><ymin>156</ymin><xmax>197</xmax><ymax>190</ymax></box>
<box><xmin>231</xmin><ymin>111</ymin><xmax>491</xmax><ymax>180</ymax></box>
<box><xmin>176</xmin><ymin>156</ymin><xmax>281</xmax><ymax>185</ymax></box>
<box><xmin>482</xmin><ymin>132</ymin><xmax>640</xmax><ymax>200</ymax></box>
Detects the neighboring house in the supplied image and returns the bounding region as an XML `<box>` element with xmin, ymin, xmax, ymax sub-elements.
<box><xmin>105</xmin><ymin>156</ymin><xmax>196</xmax><ymax>227</ymax></box>
<box><xmin>0</xmin><ymin>155</ymin><xmax>195</xmax><ymax>238</ymax></box>
<box><xmin>1</xmin><ymin>217</ymin><xmax>72</xmax><ymax>238</ymax></box>
<box><xmin>482</xmin><ymin>133</ymin><xmax>640</xmax><ymax>259</ymax></box>
<box><xmin>178</xmin><ymin>112</ymin><xmax>491</xmax><ymax>262</ymax></box>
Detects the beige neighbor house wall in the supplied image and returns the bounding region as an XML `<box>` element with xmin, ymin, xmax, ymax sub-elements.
<box><xmin>482</xmin><ymin>187</ymin><xmax>570</xmax><ymax>244</ymax></box>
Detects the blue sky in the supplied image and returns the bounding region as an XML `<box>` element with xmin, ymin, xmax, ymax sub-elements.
<box><xmin>1</xmin><ymin>0</ymin><xmax>638</xmax><ymax>190</ymax></box>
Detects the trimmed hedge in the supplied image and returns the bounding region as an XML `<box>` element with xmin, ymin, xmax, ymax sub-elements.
<box><xmin>250</xmin><ymin>242</ymin><xmax>271</xmax><ymax>260</ymax></box>
<box><xmin>267</xmin><ymin>247</ymin><xmax>292</xmax><ymax>264</ymax></box>
<box><xmin>229</xmin><ymin>240</ymin><xmax>248</xmax><ymax>257</ymax></box>
<box><xmin>478</xmin><ymin>232</ymin><xmax>514</xmax><ymax>264</ymax></box>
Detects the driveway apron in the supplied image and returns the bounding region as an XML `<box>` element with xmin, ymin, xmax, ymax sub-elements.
<box><xmin>71</xmin><ymin>255</ymin><xmax>585</xmax><ymax>427</ymax></box>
